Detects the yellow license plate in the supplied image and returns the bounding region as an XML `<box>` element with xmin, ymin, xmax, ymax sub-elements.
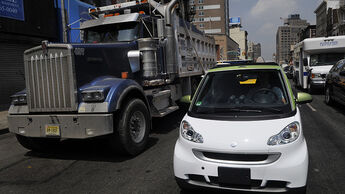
<box><xmin>45</xmin><ymin>125</ymin><xmax>60</xmax><ymax>136</ymax></box>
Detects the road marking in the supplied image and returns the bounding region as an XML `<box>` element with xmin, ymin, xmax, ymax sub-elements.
<box><xmin>307</xmin><ymin>103</ymin><xmax>317</xmax><ymax>112</ymax></box>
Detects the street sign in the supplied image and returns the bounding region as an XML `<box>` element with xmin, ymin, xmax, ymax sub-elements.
<box><xmin>0</xmin><ymin>0</ymin><xmax>24</xmax><ymax>21</ymax></box>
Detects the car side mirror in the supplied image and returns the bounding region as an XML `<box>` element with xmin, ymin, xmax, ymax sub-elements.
<box><xmin>340</xmin><ymin>71</ymin><xmax>345</xmax><ymax>76</ymax></box>
<box><xmin>180</xmin><ymin>95</ymin><xmax>191</xmax><ymax>104</ymax></box>
<box><xmin>296</xmin><ymin>92</ymin><xmax>312</xmax><ymax>104</ymax></box>
<box><xmin>303</xmin><ymin>58</ymin><xmax>308</xmax><ymax>66</ymax></box>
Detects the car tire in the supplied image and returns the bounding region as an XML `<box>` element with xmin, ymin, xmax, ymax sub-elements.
<box><xmin>16</xmin><ymin>134</ymin><xmax>60</xmax><ymax>152</ymax></box>
<box><xmin>307</xmin><ymin>81</ymin><xmax>313</xmax><ymax>94</ymax></box>
<box><xmin>109</xmin><ymin>98</ymin><xmax>150</xmax><ymax>156</ymax></box>
<box><xmin>325</xmin><ymin>86</ymin><xmax>334</xmax><ymax>105</ymax></box>
<box><xmin>290</xmin><ymin>186</ymin><xmax>307</xmax><ymax>194</ymax></box>
<box><xmin>175</xmin><ymin>178</ymin><xmax>195</xmax><ymax>192</ymax></box>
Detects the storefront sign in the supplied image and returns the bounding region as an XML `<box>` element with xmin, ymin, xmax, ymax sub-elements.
<box><xmin>0</xmin><ymin>0</ymin><xmax>24</xmax><ymax>21</ymax></box>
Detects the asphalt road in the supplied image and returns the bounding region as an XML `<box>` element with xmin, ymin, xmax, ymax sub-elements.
<box><xmin>0</xmin><ymin>92</ymin><xmax>344</xmax><ymax>194</ymax></box>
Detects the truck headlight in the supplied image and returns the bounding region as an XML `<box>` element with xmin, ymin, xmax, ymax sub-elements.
<box><xmin>10</xmin><ymin>94</ymin><xmax>27</xmax><ymax>105</ymax></box>
<box><xmin>180</xmin><ymin>120</ymin><xmax>203</xmax><ymax>143</ymax></box>
<box><xmin>81</xmin><ymin>90</ymin><xmax>105</xmax><ymax>102</ymax></box>
<box><xmin>268</xmin><ymin>122</ymin><xmax>300</xmax><ymax>146</ymax></box>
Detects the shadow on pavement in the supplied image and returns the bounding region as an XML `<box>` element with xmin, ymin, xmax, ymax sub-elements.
<box><xmin>0</xmin><ymin>128</ymin><xmax>9</xmax><ymax>136</ymax></box>
<box><xmin>151</xmin><ymin>107</ymin><xmax>187</xmax><ymax>134</ymax></box>
<box><xmin>24</xmin><ymin>136</ymin><xmax>158</xmax><ymax>163</ymax></box>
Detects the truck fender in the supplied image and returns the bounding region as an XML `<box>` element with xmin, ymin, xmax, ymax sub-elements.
<box><xmin>79</xmin><ymin>76</ymin><xmax>150</xmax><ymax>116</ymax></box>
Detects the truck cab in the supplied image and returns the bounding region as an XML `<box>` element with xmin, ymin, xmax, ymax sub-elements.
<box><xmin>7</xmin><ymin>0</ymin><xmax>216</xmax><ymax>156</ymax></box>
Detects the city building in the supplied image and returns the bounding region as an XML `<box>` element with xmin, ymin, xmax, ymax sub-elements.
<box><xmin>230</xmin><ymin>26</ymin><xmax>248</xmax><ymax>60</ymax></box>
<box><xmin>298</xmin><ymin>25</ymin><xmax>317</xmax><ymax>41</ymax></box>
<box><xmin>247</xmin><ymin>41</ymin><xmax>261</xmax><ymax>61</ymax></box>
<box><xmin>315</xmin><ymin>0</ymin><xmax>341</xmax><ymax>37</ymax></box>
<box><xmin>0</xmin><ymin>0</ymin><xmax>92</xmax><ymax>110</ymax></box>
<box><xmin>190</xmin><ymin>0</ymin><xmax>238</xmax><ymax>60</ymax></box>
<box><xmin>276</xmin><ymin>14</ymin><xmax>309</xmax><ymax>64</ymax></box>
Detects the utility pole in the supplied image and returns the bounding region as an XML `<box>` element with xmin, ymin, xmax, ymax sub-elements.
<box><xmin>61</xmin><ymin>0</ymin><xmax>68</xmax><ymax>42</ymax></box>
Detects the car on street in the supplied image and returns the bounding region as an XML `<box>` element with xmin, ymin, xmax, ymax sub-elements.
<box><xmin>283</xmin><ymin>65</ymin><xmax>293</xmax><ymax>79</ymax></box>
<box><xmin>325</xmin><ymin>59</ymin><xmax>345</xmax><ymax>106</ymax></box>
<box><xmin>174</xmin><ymin>62</ymin><xmax>312</xmax><ymax>193</ymax></box>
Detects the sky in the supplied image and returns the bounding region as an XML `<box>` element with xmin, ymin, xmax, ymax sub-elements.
<box><xmin>229</xmin><ymin>0</ymin><xmax>322</xmax><ymax>61</ymax></box>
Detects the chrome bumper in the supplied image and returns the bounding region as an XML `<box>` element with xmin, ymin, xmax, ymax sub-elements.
<box><xmin>8</xmin><ymin>114</ymin><xmax>113</xmax><ymax>139</ymax></box>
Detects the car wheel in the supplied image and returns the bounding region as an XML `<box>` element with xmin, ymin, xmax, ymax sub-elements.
<box><xmin>16</xmin><ymin>134</ymin><xmax>60</xmax><ymax>152</ymax></box>
<box><xmin>325</xmin><ymin>86</ymin><xmax>334</xmax><ymax>105</ymax></box>
<box><xmin>109</xmin><ymin>98</ymin><xmax>150</xmax><ymax>156</ymax></box>
<box><xmin>307</xmin><ymin>81</ymin><xmax>313</xmax><ymax>94</ymax></box>
<box><xmin>176</xmin><ymin>178</ymin><xmax>195</xmax><ymax>192</ymax></box>
<box><xmin>290</xmin><ymin>186</ymin><xmax>307</xmax><ymax>194</ymax></box>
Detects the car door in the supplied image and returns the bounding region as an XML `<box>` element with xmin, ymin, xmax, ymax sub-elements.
<box><xmin>333</xmin><ymin>60</ymin><xmax>345</xmax><ymax>101</ymax></box>
<box><xmin>338</xmin><ymin>63</ymin><xmax>345</xmax><ymax>104</ymax></box>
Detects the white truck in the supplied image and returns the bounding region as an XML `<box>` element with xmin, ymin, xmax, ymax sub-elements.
<box><xmin>293</xmin><ymin>35</ymin><xmax>345</xmax><ymax>93</ymax></box>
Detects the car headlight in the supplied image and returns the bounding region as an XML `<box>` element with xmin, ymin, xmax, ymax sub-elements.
<box><xmin>10</xmin><ymin>94</ymin><xmax>27</xmax><ymax>105</ymax></box>
<box><xmin>180</xmin><ymin>120</ymin><xmax>203</xmax><ymax>143</ymax></box>
<box><xmin>311</xmin><ymin>73</ymin><xmax>321</xmax><ymax>78</ymax></box>
<box><xmin>268</xmin><ymin>122</ymin><xmax>300</xmax><ymax>146</ymax></box>
<box><xmin>81</xmin><ymin>90</ymin><xmax>105</xmax><ymax>102</ymax></box>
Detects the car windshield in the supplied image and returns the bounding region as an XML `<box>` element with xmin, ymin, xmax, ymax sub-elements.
<box><xmin>85</xmin><ymin>22</ymin><xmax>139</xmax><ymax>43</ymax></box>
<box><xmin>190</xmin><ymin>69</ymin><xmax>292</xmax><ymax>118</ymax></box>
<box><xmin>310</xmin><ymin>53</ymin><xmax>344</xmax><ymax>66</ymax></box>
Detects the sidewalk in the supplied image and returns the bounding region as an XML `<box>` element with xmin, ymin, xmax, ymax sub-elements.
<box><xmin>0</xmin><ymin>111</ymin><xmax>9</xmax><ymax>135</ymax></box>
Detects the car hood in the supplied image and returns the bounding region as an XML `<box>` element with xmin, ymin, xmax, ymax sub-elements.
<box><xmin>311</xmin><ymin>65</ymin><xmax>333</xmax><ymax>74</ymax></box>
<box><xmin>183</xmin><ymin>112</ymin><xmax>300</xmax><ymax>153</ymax></box>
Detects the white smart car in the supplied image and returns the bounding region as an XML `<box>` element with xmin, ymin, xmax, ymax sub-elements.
<box><xmin>174</xmin><ymin>63</ymin><xmax>311</xmax><ymax>193</ymax></box>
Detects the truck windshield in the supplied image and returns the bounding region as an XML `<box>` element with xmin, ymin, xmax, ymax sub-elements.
<box><xmin>189</xmin><ymin>69</ymin><xmax>292</xmax><ymax>119</ymax></box>
<box><xmin>85</xmin><ymin>22</ymin><xmax>139</xmax><ymax>43</ymax></box>
<box><xmin>310</xmin><ymin>53</ymin><xmax>344</xmax><ymax>66</ymax></box>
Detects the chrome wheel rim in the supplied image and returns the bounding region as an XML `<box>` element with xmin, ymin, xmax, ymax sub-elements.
<box><xmin>129</xmin><ymin>111</ymin><xmax>146</xmax><ymax>143</ymax></box>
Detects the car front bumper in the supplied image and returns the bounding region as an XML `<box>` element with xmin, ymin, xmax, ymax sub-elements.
<box><xmin>8</xmin><ymin>113</ymin><xmax>113</xmax><ymax>139</ymax></box>
<box><xmin>173</xmin><ymin>137</ymin><xmax>308</xmax><ymax>192</ymax></box>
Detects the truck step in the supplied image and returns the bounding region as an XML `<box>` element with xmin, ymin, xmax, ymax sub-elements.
<box><xmin>152</xmin><ymin>106</ymin><xmax>179</xmax><ymax>117</ymax></box>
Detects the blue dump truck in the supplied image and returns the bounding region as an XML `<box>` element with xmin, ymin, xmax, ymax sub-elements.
<box><xmin>7</xmin><ymin>0</ymin><xmax>216</xmax><ymax>155</ymax></box>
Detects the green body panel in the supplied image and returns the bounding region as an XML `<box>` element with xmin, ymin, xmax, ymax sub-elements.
<box><xmin>296</xmin><ymin>92</ymin><xmax>313</xmax><ymax>104</ymax></box>
<box><xmin>209</xmin><ymin>65</ymin><xmax>281</xmax><ymax>73</ymax></box>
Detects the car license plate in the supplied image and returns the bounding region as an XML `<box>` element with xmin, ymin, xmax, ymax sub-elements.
<box><xmin>218</xmin><ymin>167</ymin><xmax>251</xmax><ymax>186</ymax></box>
<box><xmin>45</xmin><ymin>125</ymin><xmax>60</xmax><ymax>136</ymax></box>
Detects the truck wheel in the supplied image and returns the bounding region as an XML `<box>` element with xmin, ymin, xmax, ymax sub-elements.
<box><xmin>15</xmin><ymin>134</ymin><xmax>60</xmax><ymax>152</ymax></box>
<box><xmin>110</xmin><ymin>98</ymin><xmax>150</xmax><ymax>156</ymax></box>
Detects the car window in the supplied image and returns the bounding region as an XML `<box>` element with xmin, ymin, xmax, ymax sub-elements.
<box><xmin>190</xmin><ymin>69</ymin><xmax>292</xmax><ymax>118</ymax></box>
<box><xmin>332</xmin><ymin>60</ymin><xmax>345</xmax><ymax>72</ymax></box>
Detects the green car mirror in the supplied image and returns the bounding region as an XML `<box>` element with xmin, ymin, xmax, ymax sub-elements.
<box><xmin>296</xmin><ymin>92</ymin><xmax>312</xmax><ymax>104</ymax></box>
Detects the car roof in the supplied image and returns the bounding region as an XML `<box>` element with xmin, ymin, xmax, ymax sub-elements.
<box><xmin>209</xmin><ymin>62</ymin><xmax>281</xmax><ymax>72</ymax></box>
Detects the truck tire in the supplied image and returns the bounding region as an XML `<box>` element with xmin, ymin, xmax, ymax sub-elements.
<box><xmin>110</xmin><ymin>98</ymin><xmax>150</xmax><ymax>156</ymax></box>
<box><xmin>16</xmin><ymin>134</ymin><xmax>60</xmax><ymax>152</ymax></box>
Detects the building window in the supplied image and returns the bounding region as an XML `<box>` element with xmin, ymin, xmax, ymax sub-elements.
<box><xmin>199</xmin><ymin>11</ymin><xmax>204</xmax><ymax>16</ymax></box>
<box><xmin>199</xmin><ymin>23</ymin><xmax>205</xmax><ymax>28</ymax></box>
<box><xmin>197</xmin><ymin>6</ymin><xmax>204</xmax><ymax>10</ymax></box>
<box><xmin>198</xmin><ymin>0</ymin><xmax>204</xmax><ymax>4</ymax></box>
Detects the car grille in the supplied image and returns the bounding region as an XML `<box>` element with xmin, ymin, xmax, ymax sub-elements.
<box><xmin>193</xmin><ymin>150</ymin><xmax>281</xmax><ymax>165</ymax></box>
<box><xmin>203</xmin><ymin>152</ymin><xmax>269</xmax><ymax>162</ymax></box>
<box><xmin>24</xmin><ymin>44</ymin><xmax>77</xmax><ymax>112</ymax></box>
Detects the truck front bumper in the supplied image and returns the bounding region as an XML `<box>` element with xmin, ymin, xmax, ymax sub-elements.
<box><xmin>8</xmin><ymin>114</ymin><xmax>113</xmax><ymax>139</ymax></box>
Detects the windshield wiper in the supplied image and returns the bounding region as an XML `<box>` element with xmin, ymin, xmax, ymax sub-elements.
<box><xmin>253</xmin><ymin>107</ymin><xmax>282</xmax><ymax>113</ymax></box>
<box><xmin>197</xmin><ymin>108</ymin><xmax>262</xmax><ymax>114</ymax></box>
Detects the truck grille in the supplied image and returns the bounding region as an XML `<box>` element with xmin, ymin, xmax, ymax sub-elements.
<box><xmin>24</xmin><ymin>44</ymin><xmax>77</xmax><ymax>112</ymax></box>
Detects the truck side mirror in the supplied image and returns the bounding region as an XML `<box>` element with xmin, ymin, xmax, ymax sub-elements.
<box><xmin>303</xmin><ymin>58</ymin><xmax>308</xmax><ymax>66</ymax></box>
